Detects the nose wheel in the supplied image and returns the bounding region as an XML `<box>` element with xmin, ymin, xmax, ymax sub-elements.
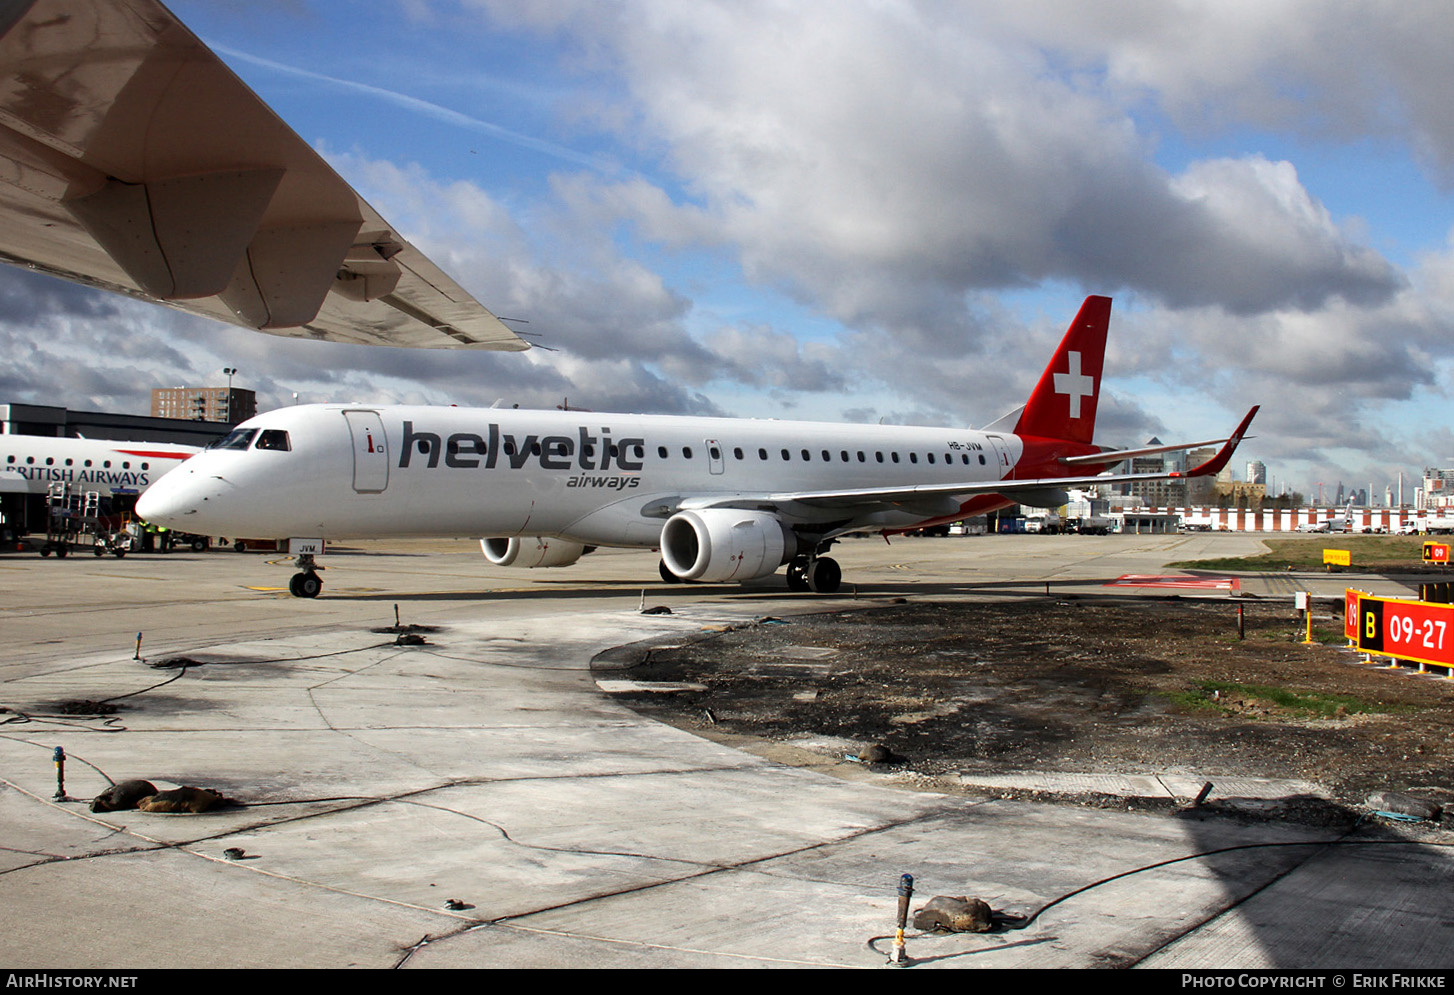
<box><xmin>288</xmin><ymin>573</ymin><xmax>322</xmax><ymax>598</ymax></box>
<box><xmin>289</xmin><ymin>553</ymin><xmax>323</xmax><ymax>598</ymax></box>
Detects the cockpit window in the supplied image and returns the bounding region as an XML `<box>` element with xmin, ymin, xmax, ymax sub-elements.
<box><xmin>212</xmin><ymin>428</ymin><xmax>257</xmax><ymax>450</ymax></box>
<box><xmin>255</xmin><ymin>430</ymin><xmax>291</xmax><ymax>452</ymax></box>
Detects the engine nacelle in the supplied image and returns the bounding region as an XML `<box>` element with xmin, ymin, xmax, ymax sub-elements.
<box><xmin>660</xmin><ymin>509</ymin><xmax>793</xmax><ymax>583</ymax></box>
<box><xmin>480</xmin><ymin>536</ymin><xmax>587</xmax><ymax>569</ymax></box>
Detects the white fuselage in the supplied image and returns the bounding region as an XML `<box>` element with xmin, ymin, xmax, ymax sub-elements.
<box><xmin>136</xmin><ymin>404</ymin><xmax>1026</xmax><ymax>544</ymax></box>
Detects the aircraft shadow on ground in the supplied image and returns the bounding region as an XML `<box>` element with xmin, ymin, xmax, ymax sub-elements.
<box><xmin>1166</xmin><ymin>805</ymin><xmax>1453</xmax><ymax>969</ymax></box>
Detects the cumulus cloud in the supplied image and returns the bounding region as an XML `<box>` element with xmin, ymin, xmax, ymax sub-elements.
<box><xmin>975</xmin><ymin>1</ymin><xmax>1454</xmax><ymax>184</ymax></box>
<box><xmin>477</xmin><ymin>0</ymin><xmax>1403</xmax><ymax>322</ymax></box>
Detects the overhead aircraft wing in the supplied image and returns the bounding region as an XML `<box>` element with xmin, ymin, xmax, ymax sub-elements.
<box><xmin>0</xmin><ymin>0</ymin><xmax>527</xmax><ymax>351</ymax></box>
<box><xmin>680</xmin><ymin>407</ymin><xmax>1259</xmax><ymax>516</ymax></box>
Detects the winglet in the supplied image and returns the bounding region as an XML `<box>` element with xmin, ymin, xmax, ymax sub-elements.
<box><xmin>1178</xmin><ymin>407</ymin><xmax>1260</xmax><ymax>479</ymax></box>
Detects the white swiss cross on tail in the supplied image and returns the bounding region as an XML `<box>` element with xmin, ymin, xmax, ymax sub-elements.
<box><xmin>1053</xmin><ymin>351</ymin><xmax>1095</xmax><ymax>418</ymax></box>
<box><xmin>1013</xmin><ymin>295</ymin><xmax>1111</xmax><ymax>446</ymax></box>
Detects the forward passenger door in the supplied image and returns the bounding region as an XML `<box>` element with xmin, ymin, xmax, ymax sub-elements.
<box><xmin>343</xmin><ymin>410</ymin><xmax>389</xmax><ymax>493</ymax></box>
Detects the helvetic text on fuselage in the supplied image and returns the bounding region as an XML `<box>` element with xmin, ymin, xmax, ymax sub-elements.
<box><xmin>398</xmin><ymin>422</ymin><xmax>647</xmax><ymax>471</ymax></box>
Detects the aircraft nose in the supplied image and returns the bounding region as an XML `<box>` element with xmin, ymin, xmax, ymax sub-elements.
<box><xmin>136</xmin><ymin>469</ymin><xmax>212</xmax><ymax>527</ymax></box>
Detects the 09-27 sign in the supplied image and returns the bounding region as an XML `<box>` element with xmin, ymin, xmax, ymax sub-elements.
<box><xmin>1346</xmin><ymin>590</ymin><xmax>1454</xmax><ymax>668</ymax></box>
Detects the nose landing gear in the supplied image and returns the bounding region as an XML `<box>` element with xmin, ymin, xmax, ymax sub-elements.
<box><xmin>289</xmin><ymin>552</ymin><xmax>323</xmax><ymax>598</ymax></box>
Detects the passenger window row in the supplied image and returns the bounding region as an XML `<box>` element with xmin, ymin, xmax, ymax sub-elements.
<box><xmin>501</xmin><ymin>442</ymin><xmax>643</xmax><ymax>459</ymax></box>
<box><xmin>6</xmin><ymin>455</ymin><xmax>144</xmax><ymax>469</ymax></box>
<box><xmin>648</xmin><ymin>446</ymin><xmax>988</xmax><ymax>466</ymax></box>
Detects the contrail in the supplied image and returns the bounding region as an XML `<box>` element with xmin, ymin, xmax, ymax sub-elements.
<box><xmin>213</xmin><ymin>44</ymin><xmax>612</xmax><ymax>172</ymax></box>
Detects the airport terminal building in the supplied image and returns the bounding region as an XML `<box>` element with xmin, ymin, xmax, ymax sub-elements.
<box><xmin>1</xmin><ymin>401</ymin><xmax>241</xmax><ymax>446</ymax></box>
<box><xmin>1</xmin><ymin>402</ymin><xmax>235</xmax><ymax>446</ymax></box>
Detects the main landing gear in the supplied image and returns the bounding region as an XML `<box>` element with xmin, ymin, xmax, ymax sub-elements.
<box><xmin>655</xmin><ymin>543</ymin><xmax>842</xmax><ymax>594</ymax></box>
<box><xmin>289</xmin><ymin>553</ymin><xmax>323</xmax><ymax>598</ymax></box>
<box><xmin>786</xmin><ymin>554</ymin><xmax>841</xmax><ymax>593</ymax></box>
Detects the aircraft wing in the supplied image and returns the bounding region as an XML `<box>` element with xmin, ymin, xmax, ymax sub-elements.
<box><xmin>680</xmin><ymin>407</ymin><xmax>1259</xmax><ymax>515</ymax></box>
<box><xmin>678</xmin><ymin>468</ymin><xmax>1193</xmax><ymax>515</ymax></box>
<box><xmin>0</xmin><ymin>0</ymin><xmax>527</xmax><ymax>351</ymax></box>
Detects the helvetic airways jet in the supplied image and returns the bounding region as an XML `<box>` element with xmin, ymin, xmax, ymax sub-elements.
<box><xmin>0</xmin><ymin>2</ymin><xmax>1257</xmax><ymax>597</ymax></box>
<box><xmin>136</xmin><ymin>296</ymin><xmax>1258</xmax><ymax>597</ymax></box>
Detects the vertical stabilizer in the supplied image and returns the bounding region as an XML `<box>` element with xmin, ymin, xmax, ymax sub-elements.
<box><xmin>1013</xmin><ymin>295</ymin><xmax>1111</xmax><ymax>444</ymax></box>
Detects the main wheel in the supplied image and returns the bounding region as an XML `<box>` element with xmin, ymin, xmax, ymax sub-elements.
<box><xmin>808</xmin><ymin>556</ymin><xmax>841</xmax><ymax>593</ymax></box>
<box><xmin>786</xmin><ymin>557</ymin><xmax>810</xmax><ymax>592</ymax></box>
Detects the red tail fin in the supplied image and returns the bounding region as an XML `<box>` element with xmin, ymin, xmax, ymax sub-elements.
<box><xmin>1013</xmin><ymin>295</ymin><xmax>1111</xmax><ymax>445</ymax></box>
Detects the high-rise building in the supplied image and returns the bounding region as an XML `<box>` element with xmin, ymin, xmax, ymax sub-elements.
<box><xmin>1186</xmin><ymin>446</ymin><xmax>1218</xmax><ymax>505</ymax></box>
<box><xmin>1424</xmin><ymin>467</ymin><xmax>1454</xmax><ymax>509</ymax></box>
<box><xmin>1246</xmin><ymin>460</ymin><xmax>1266</xmax><ymax>485</ymax></box>
<box><xmin>151</xmin><ymin>387</ymin><xmax>256</xmax><ymax>424</ymax></box>
<box><xmin>1117</xmin><ymin>438</ymin><xmax>1189</xmax><ymax>507</ymax></box>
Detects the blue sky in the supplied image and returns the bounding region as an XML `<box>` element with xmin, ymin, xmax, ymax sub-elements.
<box><xmin>5</xmin><ymin>0</ymin><xmax>1454</xmax><ymax>504</ymax></box>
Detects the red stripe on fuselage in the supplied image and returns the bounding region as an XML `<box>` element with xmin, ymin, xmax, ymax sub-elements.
<box><xmin>113</xmin><ymin>449</ymin><xmax>193</xmax><ymax>460</ymax></box>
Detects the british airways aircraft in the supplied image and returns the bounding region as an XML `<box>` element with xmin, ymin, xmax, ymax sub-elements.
<box><xmin>135</xmin><ymin>296</ymin><xmax>1257</xmax><ymax>597</ymax></box>
<box><xmin>1</xmin><ymin>435</ymin><xmax>197</xmax><ymax>498</ymax></box>
<box><xmin>0</xmin><ymin>3</ymin><xmax>1256</xmax><ymax>597</ymax></box>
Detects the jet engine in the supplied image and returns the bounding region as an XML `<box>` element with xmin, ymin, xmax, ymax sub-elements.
<box><xmin>480</xmin><ymin>536</ymin><xmax>587</xmax><ymax>568</ymax></box>
<box><xmin>660</xmin><ymin>509</ymin><xmax>794</xmax><ymax>583</ymax></box>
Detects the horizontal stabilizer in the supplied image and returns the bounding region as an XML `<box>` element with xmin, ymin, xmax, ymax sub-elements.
<box><xmin>1060</xmin><ymin>430</ymin><xmax>1258</xmax><ymax>468</ymax></box>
